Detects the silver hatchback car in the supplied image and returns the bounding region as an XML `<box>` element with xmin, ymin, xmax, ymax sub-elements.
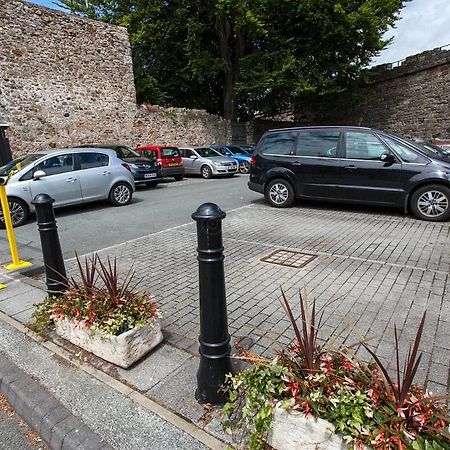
<box><xmin>179</xmin><ymin>147</ymin><xmax>238</xmax><ymax>178</ymax></box>
<box><xmin>0</xmin><ymin>148</ymin><xmax>135</xmax><ymax>227</ymax></box>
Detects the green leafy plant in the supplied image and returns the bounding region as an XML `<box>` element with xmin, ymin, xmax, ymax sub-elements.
<box><xmin>31</xmin><ymin>254</ymin><xmax>159</xmax><ymax>336</ymax></box>
<box><xmin>224</xmin><ymin>289</ymin><xmax>450</xmax><ymax>450</ymax></box>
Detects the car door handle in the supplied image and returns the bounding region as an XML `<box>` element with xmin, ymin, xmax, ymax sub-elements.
<box><xmin>292</xmin><ymin>161</ymin><xmax>302</xmax><ymax>166</ymax></box>
<box><xmin>102</xmin><ymin>171</ymin><xmax>111</xmax><ymax>176</ymax></box>
<box><xmin>344</xmin><ymin>165</ymin><xmax>357</xmax><ymax>170</ymax></box>
<box><xmin>66</xmin><ymin>177</ymin><xmax>77</xmax><ymax>182</ymax></box>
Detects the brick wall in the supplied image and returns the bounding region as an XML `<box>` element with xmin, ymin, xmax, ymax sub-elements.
<box><xmin>293</xmin><ymin>47</ymin><xmax>450</xmax><ymax>141</ymax></box>
<box><xmin>0</xmin><ymin>0</ymin><xmax>230</xmax><ymax>156</ymax></box>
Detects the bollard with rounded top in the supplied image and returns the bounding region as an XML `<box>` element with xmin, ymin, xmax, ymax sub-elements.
<box><xmin>32</xmin><ymin>194</ymin><xmax>67</xmax><ymax>296</ymax></box>
<box><xmin>192</xmin><ymin>202</ymin><xmax>233</xmax><ymax>405</ymax></box>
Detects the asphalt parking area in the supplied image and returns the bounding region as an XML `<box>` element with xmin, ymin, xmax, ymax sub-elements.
<box><xmin>64</xmin><ymin>200</ymin><xmax>450</xmax><ymax>395</ymax></box>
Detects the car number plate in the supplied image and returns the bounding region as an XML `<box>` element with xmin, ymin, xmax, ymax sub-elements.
<box><xmin>168</xmin><ymin>162</ymin><xmax>178</xmax><ymax>166</ymax></box>
<box><xmin>144</xmin><ymin>173</ymin><xmax>157</xmax><ymax>178</ymax></box>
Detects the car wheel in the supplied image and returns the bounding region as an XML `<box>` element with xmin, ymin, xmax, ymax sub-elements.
<box><xmin>265</xmin><ymin>179</ymin><xmax>295</xmax><ymax>208</ymax></box>
<box><xmin>201</xmin><ymin>165</ymin><xmax>213</xmax><ymax>179</ymax></box>
<box><xmin>174</xmin><ymin>175</ymin><xmax>184</xmax><ymax>181</ymax></box>
<box><xmin>145</xmin><ymin>181</ymin><xmax>159</xmax><ymax>188</ymax></box>
<box><xmin>109</xmin><ymin>182</ymin><xmax>133</xmax><ymax>206</ymax></box>
<box><xmin>0</xmin><ymin>197</ymin><xmax>29</xmax><ymax>228</ymax></box>
<box><xmin>239</xmin><ymin>161</ymin><xmax>250</xmax><ymax>174</ymax></box>
<box><xmin>410</xmin><ymin>184</ymin><xmax>450</xmax><ymax>221</ymax></box>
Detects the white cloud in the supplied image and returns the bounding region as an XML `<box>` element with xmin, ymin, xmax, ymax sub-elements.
<box><xmin>371</xmin><ymin>0</ymin><xmax>450</xmax><ymax>66</ymax></box>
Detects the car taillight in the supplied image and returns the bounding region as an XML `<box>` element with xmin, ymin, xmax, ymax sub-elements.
<box><xmin>250</xmin><ymin>155</ymin><xmax>256</xmax><ymax>166</ymax></box>
<box><xmin>122</xmin><ymin>163</ymin><xmax>132</xmax><ymax>172</ymax></box>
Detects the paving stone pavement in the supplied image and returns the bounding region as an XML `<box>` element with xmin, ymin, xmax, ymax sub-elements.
<box><xmin>60</xmin><ymin>202</ymin><xmax>449</xmax><ymax>395</ymax></box>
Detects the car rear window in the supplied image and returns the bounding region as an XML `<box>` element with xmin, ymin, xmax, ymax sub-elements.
<box><xmin>260</xmin><ymin>131</ymin><xmax>297</xmax><ymax>155</ymax></box>
<box><xmin>161</xmin><ymin>148</ymin><xmax>180</xmax><ymax>158</ymax></box>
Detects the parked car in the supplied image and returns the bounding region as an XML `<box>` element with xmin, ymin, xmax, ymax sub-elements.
<box><xmin>0</xmin><ymin>148</ymin><xmax>135</xmax><ymax>227</ymax></box>
<box><xmin>134</xmin><ymin>145</ymin><xmax>184</xmax><ymax>181</ymax></box>
<box><xmin>75</xmin><ymin>144</ymin><xmax>162</xmax><ymax>187</ymax></box>
<box><xmin>238</xmin><ymin>144</ymin><xmax>255</xmax><ymax>153</ymax></box>
<box><xmin>210</xmin><ymin>145</ymin><xmax>252</xmax><ymax>174</ymax></box>
<box><xmin>248</xmin><ymin>126</ymin><xmax>450</xmax><ymax>221</ymax></box>
<box><xmin>179</xmin><ymin>147</ymin><xmax>238</xmax><ymax>178</ymax></box>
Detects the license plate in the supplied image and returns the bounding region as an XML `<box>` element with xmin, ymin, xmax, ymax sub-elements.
<box><xmin>168</xmin><ymin>162</ymin><xmax>178</xmax><ymax>166</ymax></box>
<box><xmin>144</xmin><ymin>173</ymin><xmax>157</xmax><ymax>178</ymax></box>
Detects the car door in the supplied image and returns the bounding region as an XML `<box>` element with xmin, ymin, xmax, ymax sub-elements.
<box><xmin>29</xmin><ymin>153</ymin><xmax>82</xmax><ymax>206</ymax></box>
<box><xmin>291</xmin><ymin>129</ymin><xmax>342</xmax><ymax>198</ymax></box>
<box><xmin>337</xmin><ymin>131</ymin><xmax>402</xmax><ymax>205</ymax></box>
<box><xmin>75</xmin><ymin>152</ymin><xmax>111</xmax><ymax>202</ymax></box>
<box><xmin>181</xmin><ymin>149</ymin><xmax>197</xmax><ymax>174</ymax></box>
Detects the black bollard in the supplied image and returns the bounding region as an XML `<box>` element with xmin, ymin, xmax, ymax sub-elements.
<box><xmin>32</xmin><ymin>194</ymin><xmax>67</xmax><ymax>296</ymax></box>
<box><xmin>192</xmin><ymin>203</ymin><xmax>233</xmax><ymax>405</ymax></box>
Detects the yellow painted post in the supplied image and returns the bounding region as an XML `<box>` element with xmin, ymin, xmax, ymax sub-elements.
<box><xmin>0</xmin><ymin>183</ymin><xmax>32</xmax><ymax>270</ymax></box>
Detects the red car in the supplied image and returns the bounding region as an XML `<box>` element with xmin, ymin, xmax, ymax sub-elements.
<box><xmin>135</xmin><ymin>145</ymin><xmax>185</xmax><ymax>181</ymax></box>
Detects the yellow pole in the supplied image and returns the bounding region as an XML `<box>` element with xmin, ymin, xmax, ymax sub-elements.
<box><xmin>0</xmin><ymin>184</ymin><xmax>32</xmax><ymax>270</ymax></box>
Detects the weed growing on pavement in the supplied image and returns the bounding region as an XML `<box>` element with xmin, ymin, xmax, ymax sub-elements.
<box><xmin>223</xmin><ymin>289</ymin><xmax>450</xmax><ymax>450</ymax></box>
<box><xmin>30</xmin><ymin>254</ymin><xmax>159</xmax><ymax>336</ymax></box>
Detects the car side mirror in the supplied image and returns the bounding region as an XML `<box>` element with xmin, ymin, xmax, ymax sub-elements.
<box><xmin>0</xmin><ymin>176</ymin><xmax>7</xmax><ymax>186</ymax></box>
<box><xmin>380</xmin><ymin>153</ymin><xmax>395</xmax><ymax>164</ymax></box>
<box><xmin>190</xmin><ymin>155</ymin><xmax>197</xmax><ymax>159</ymax></box>
<box><xmin>33</xmin><ymin>170</ymin><xmax>47</xmax><ymax>180</ymax></box>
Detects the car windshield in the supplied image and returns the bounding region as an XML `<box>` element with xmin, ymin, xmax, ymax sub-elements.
<box><xmin>228</xmin><ymin>146</ymin><xmax>249</xmax><ymax>154</ymax></box>
<box><xmin>115</xmin><ymin>146</ymin><xmax>141</xmax><ymax>159</ymax></box>
<box><xmin>404</xmin><ymin>139</ymin><xmax>450</xmax><ymax>159</ymax></box>
<box><xmin>196</xmin><ymin>148</ymin><xmax>221</xmax><ymax>157</ymax></box>
<box><xmin>0</xmin><ymin>154</ymin><xmax>44</xmax><ymax>176</ymax></box>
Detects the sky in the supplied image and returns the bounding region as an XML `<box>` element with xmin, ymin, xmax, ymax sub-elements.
<box><xmin>26</xmin><ymin>0</ymin><xmax>450</xmax><ymax>67</ymax></box>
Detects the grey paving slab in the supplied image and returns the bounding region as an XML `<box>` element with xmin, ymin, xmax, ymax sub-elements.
<box><xmin>62</xmin><ymin>203</ymin><xmax>449</xmax><ymax>394</ymax></box>
<box><xmin>118</xmin><ymin>343</ymin><xmax>193</xmax><ymax>392</ymax></box>
<box><xmin>0</xmin><ymin>288</ymin><xmax>46</xmax><ymax>316</ymax></box>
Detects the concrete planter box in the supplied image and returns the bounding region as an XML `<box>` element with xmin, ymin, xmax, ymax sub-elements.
<box><xmin>54</xmin><ymin>317</ymin><xmax>163</xmax><ymax>368</ymax></box>
<box><xmin>267</xmin><ymin>407</ymin><xmax>365</xmax><ymax>450</ymax></box>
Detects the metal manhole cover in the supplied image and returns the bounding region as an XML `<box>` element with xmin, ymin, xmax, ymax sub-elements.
<box><xmin>260</xmin><ymin>249</ymin><xmax>317</xmax><ymax>268</ymax></box>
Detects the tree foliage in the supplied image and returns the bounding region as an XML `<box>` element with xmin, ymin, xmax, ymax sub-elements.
<box><xmin>57</xmin><ymin>0</ymin><xmax>406</xmax><ymax>120</ymax></box>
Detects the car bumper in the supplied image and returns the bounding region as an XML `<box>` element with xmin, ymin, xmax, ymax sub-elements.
<box><xmin>248</xmin><ymin>181</ymin><xmax>263</xmax><ymax>193</ymax></box>
<box><xmin>211</xmin><ymin>166</ymin><xmax>238</xmax><ymax>175</ymax></box>
<box><xmin>161</xmin><ymin>166</ymin><xmax>185</xmax><ymax>177</ymax></box>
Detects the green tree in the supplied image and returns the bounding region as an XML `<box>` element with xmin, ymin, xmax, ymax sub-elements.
<box><xmin>58</xmin><ymin>0</ymin><xmax>406</xmax><ymax>120</ymax></box>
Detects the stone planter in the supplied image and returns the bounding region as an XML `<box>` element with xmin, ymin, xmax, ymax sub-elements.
<box><xmin>54</xmin><ymin>317</ymin><xmax>163</xmax><ymax>368</ymax></box>
<box><xmin>267</xmin><ymin>407</ymin><xmax>363</xmax><ymax>450</ymax></box>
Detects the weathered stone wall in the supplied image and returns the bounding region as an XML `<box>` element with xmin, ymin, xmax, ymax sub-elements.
<box><xmin>293</xmin><ymin>47</ymin><xmax>450</xmax><ymax>140</ymax></box>
<box><xmin>0</xmin><ymin>0</ymin><xmax>230</xmax><ymax>156</ymax></box>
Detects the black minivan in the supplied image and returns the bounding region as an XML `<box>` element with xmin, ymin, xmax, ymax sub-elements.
<box><xmin>248</xmin><ymin>126</ymin><xmax>450</xmax><ymax>221</ymax></box>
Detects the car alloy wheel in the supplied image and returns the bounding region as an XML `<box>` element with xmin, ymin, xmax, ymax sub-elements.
<box><xmin>417</xmin><ymin>190</ymin><xmax>449</xmax><ymax>218</ymax></box>
<box><xmin>0</xmin><ymin>198</ymin><xmax>28</xmax><ymax>228</ymax></box>
<box><xmin>265</xmin><ymin>179</ymin><xmax>294</xmax><ymax>208</ymax></box>
<box><xmin>109</xmin><ymin>182</ymin><xmax>132</xmax><ymax>206</ymax></box>
<box><xmin>201</xmin><ymin>165</ymin><xmax>213</xmax><ymax>179</ymax></box>
<box><xmin>410</xmin><ymin>184</ymin><xmax>450</xmax><ymax>221</ymax></box>
<box><xmin>239</xmin><ymin>161</ymin><xmax>250</xmax><ymax>174</ymax></box>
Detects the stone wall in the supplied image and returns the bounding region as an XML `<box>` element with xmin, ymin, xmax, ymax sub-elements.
<box><xmin>293</xmin><ymin>47</ymin><xmax>450</xmax><ymax>140</ymax></box>
<box><xmin>0</xmin><ymin>0</ymin><xmax>230</xmax><ymax>156</ymax></box>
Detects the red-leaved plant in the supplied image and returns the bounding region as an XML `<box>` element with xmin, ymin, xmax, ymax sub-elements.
<box><xmin>361</xmin><ymin>312</ymin><xmax>426</xmax><ymax>409</ymax></box>
<box><xmin>32</xmin><ymin>254</ymin><xmax>159</xmax><ymax>336</ymax></box>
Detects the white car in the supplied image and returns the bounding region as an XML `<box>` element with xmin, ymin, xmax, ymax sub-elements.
<box><xmin>0</xmin><ymin>147</ymin><xmax>135</xmax><ymax>227</ymax></box>
<box><xmin>179</xmin><ymin>147</ymin><xmax>238</xmax><ymax>178</ymax></box>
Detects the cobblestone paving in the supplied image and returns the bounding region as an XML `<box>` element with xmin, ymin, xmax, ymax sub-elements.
<box><xmin>65</xmin><ymin>203</ymin><xmax>450</xmax><ymax>394</ymax></box>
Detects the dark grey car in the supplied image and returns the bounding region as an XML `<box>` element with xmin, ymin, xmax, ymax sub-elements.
<box><xmin>249</xmin><ymin>126</ymin><xmax>450</xmax><ymax>221</ymax></box>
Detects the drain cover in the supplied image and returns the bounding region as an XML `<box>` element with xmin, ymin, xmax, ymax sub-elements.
<box><xmin>260</xmin><ymin>249</ymin><xmax>317</xmax><ymax>268</ymax></box>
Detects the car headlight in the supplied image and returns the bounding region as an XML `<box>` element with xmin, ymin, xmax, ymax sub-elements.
<box><xmin>212</xmin><ymin>161</ymin><xmax>223</xmax><ymax>166</ymax></box>
<box><xmin>154</xmin><ymin>161</ymin><xmax>161</xmax><ymax>167</ymax></box>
